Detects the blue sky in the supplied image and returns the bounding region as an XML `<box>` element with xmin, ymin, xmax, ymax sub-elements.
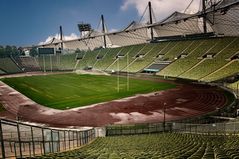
<box><xmin>0</xmin><ymin>0</ymin><xmax>199</xmax><ymax>46</ymax></box>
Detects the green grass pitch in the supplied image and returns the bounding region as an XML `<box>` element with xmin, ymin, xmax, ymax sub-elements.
<box><xmin>1</xmin><ymin>73</ymin><xmax>176</xmax><ymax>110</ymax></box>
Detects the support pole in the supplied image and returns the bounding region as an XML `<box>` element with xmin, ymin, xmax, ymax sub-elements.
<box><xmin>163</xmin><ymin>102</ymin><xmax>166</xmax><ymax>132</ymax></box>
<box><xmin>43</xmin><ymin>55</ymin><xmax>46</xmax><ymax>73</ymax></box>
<box><xmin>50</xmin><ymin>55</ymin><xmax>52</xmax><ymax>72</ymax></box>
<box><xmin>60</xmin><ymin>26</ymin><xmax>64</xmax><ymax>51</ymax></box>
<box><xmin>50</xmin><ymin>129</ymin><xmax>54</xmax><ymax>153</ymax></box>
<box><xmin>127</xmin><ymin>53</ymin><xmax>129</xmax><ymax>91</ymax></box>
<box><xmin>41</xmin><ymin>128</ymin><xmax>45</xmax><ymax>155</ymax></box>
<box><xmin>68</xmin><ymin>131</ymin><xmax>70</xmax><ymax>149</ymax></box>
<box><xmin>0</xmin><ymin>120</ymin><xmax>5</xmax><ymax>159</ymax></box>
<box><xmin>63</xmin><ymin>131</ymin><xmax>66</xmax><ymax>150</ymax></box>
<box><xmin>17</xmin><ymin>122</ymin><xmax>22</xmax><ymax>158</ymax></box>
<box><xmin>117</xmin><ymin>58</ymin><xmax>120</xmax><ymax>93</ymax></box>
<box><xmin>148</xmin><ymin>1</ymin><xmax>154</xmax><ymax>40</ymax></box>
<box><xmin>101</xmin><ymin>15</ymin><xmax>107</xmax><ymax>48</ymax></box>
<box><xmin>202</xmin><ymin>0</ymin><xmax>207</xmax><ymax>33</ymax></box>
<box><xmin>30</xmin><ymin>127</ymin><xmax>35</xmax><ymax>157</ymax></box>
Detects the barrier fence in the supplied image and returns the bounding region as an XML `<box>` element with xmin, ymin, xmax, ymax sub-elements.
<box><xmin>173</xmin><ymin>122</ymin><xmax>239</xmax><ymax>134</ymax></box>
<box><xmin>106</xmin><ymin>121</ymin><xmax>239</xmax><ymax>136</ymax></box>
<box><xmin>106</xmin><ymin>123</ymin><xmax>172</xmax><ymax>136</ymax></box>
<box><xmin>1</xmin><ymin>119</ymin><xmax>239</xmax><ymax>158</ymax></box>
<box><xmin>0</xmin><ymin>119</ymin><xmax>95</xmax><ymax>158</ymax></box>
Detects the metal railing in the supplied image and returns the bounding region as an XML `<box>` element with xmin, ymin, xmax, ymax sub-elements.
<box><xmin>173</xmin><ymin>121</ymin><xmax>239</xmax><ymax>135</ymax></box>
<box><xmin>1</xmin><ymin>119</ymin><xmax>239</xmax><ymax>158</ymax></box>
<box><xmin>0</xmin><ymin>118</ymin><xmax>95</xmax><ymax>158</ymax></box>
<box><xmin>106</xmin><ymin>123</ymin><xmax>173</xmax><ymax>136</ymax></box>
<box><xmin>106</xmin><ymin>121</ymin><xmax>239</xmax><ymax>136</ymax></box>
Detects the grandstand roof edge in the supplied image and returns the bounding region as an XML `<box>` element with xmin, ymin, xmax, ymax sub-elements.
<box><xmin>24</xmin><ymin>0</ymin><xmax>239</xmax><ymax>49</ymax></box>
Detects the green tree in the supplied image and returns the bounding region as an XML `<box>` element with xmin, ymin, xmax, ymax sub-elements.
<box><xmin>0</xmin><ymin>46</ymin><xmax>5</xmax><ymax>57</ymax></box>
<box><xmin>18</xmin><ymin>47</ymin><xmax>25</xmax><ymax>56</ymax></box>
<box><xmin>75</xmin><ymin>48</ymin><xmax>81</xmax><ymax>53</ymax></box>
<box><xmin>29</xmin><ymin>47</ymin><xmax>38</xmax><ymax>57</ymax></box>
<box><xmin>5</xmin><ymin>45</ymin><xmax>12</xmax><ymax>55</ymax></box>
<box><xmin>0</xmin><ymin>46</ymin><xmax>4</xmax><ymax>54</ymax></box>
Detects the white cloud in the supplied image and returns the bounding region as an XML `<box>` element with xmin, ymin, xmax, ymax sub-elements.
<box><xmin>121</xmin><ymin>0</ymin><xmax>200</xmax><ymax>22</ymax></box>
<box><xmin>39</xmin><ymin>33</ymin><xmax>79</xmax><ymax>45</ymax></box>
<box><xmin>64</xmin><ymin>33</ymin><xmax>79</xmax><ymax>40</ymax></box>
<box><xmin>109</xmin><ymin>28</ymin><xmax>118</xmax><ymax>33</ymax></box>
<box><xmin>39</xmin><ymin>36</ymin><xmax>55</xmax><ymax>45</ymax></box>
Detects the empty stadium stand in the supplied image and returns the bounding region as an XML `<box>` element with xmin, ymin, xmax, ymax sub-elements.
<box><xmin>1</xmin><ymin>37</ymin><xmax>239</xmax><ymax>84</ymax></box>
<box><xmin>0</xmin><ymin>57</ymin><xmax>22</xmax><ymax>74</ymax></box>
<box><xmin>15</xmin><ymin>56</ymin><xmax>41</xmax><ymax>72</ymax></box>
<box><xmin>94</xmin><ymin>47</ymin><xmax>122</xmax><ymax>71</ymax></box>
<box><xmin>39</xmin><ymin>133</ymin><xmax>239</xmax><ymax>159</ymax></box>
<box><xmin>178</xmin><ymin>37</ymin><xmax>238</xmax><ymax>80</ymax></box>
<box><xmin>0</xmin><ymin>1</ymin><xmax>238</xmax><ymax>159</ymax></box>
<box><xmin>37</xmin><ymin>54</ymin><xmax>77</xmax><ymax>72</ymax></box>
<box><xmin>158</xmin><ymin>37</ymin><xmax>239</xmax><ymax>82</ymax></box>
<box><xmin>0</xmin><ymin>69</ymin><xmax>6</xmax><ymax>75</ymax></box>
<box><xmin>228</xmin><ymin>80</ymin><xmax>239</xmax><ymax>91</ymax></box>
<box><xmin>76</xmin><ymin>49</ymin><xmax>100</xmax><ymax>70</ymax></box>
<box><xmin>57</xmin><ymin>53</ymin><xmax>76</xmax><ymax>70</ymax></box>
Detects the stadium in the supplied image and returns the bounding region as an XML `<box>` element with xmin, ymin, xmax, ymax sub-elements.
<box><xmin>0</xmin><ymin>0</ymin><xmax>239</xmax><ymax>158</ymax></box>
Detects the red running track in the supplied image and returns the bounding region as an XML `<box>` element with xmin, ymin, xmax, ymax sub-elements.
<box><xmin>0</xmin><ymin>80</ymin><xmax>228</xmax><ymax>128</ymax></box>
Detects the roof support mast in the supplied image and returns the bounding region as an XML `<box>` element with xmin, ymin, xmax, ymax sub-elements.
<box><xmin>60</xmin><ymin>26</ymin><xmax>64</xmax><ymax>51</ymax></box>
<box><xmin>202</xmin><ymin>0</ymin><xmax>207</xmax><ymax>33</ymax></box>
<box><xmin>101</xmin><ymin>15</ymin><xmax>107</xmax><ymax>48</ymax></box>
<box><xmin>148</xmin><ymin>1</ymin><xmax>154</xmax><ymax>40</ymax></box>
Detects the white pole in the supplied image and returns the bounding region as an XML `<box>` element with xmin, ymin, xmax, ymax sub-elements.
<box><xmin>127</xmin><ymin>53</ymin><xmax>129</xmax><ymax>91</ymax></box>
<box><xmin>43</xmin><ymin>55</ymin><xmax>46</xmax><ymax>73</ymax></box>
<box><xmin>50</xmin><ymin>55</ymin><xmax>52</xmax><ymax>72</ymax></box>
<box><xmin>58</xmin><ymin>54</ymin><xmax>60</xmax><ymax>68</ymax></box>
<box><xmin>117</xmin><ymin>58</ymin><xmax>120</xmax><ymax>93</ymax></box>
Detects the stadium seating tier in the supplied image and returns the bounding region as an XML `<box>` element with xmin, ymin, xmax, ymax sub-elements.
<box><xmin>1</xmin><ymin>37</ymin><xmax>239</xmax><ymax>84</ymax></box>
<box><xmin>40</xmin><ymin>133</ymin><xmax>239</xmax><ymax>159</ymax></box>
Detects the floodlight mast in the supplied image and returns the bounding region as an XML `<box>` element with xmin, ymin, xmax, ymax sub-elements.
<box><xmin>101</xmin><ymin>15</ymin><xmax>107</xmax><ymax>48</ymax></box>
<box><xmin>60</xmin><ymin>26</ymin><xmax>64</xmax><ymax>51</ymax></box>
<box><xmin>202</xmin><ymin>0</ymin><xmax>207</xmax><ymax>33</ymax></box>
<box><xmin>148</xmin><ymin>1</ymin><xmax>154</xmax><ymax>40</ymax></box>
